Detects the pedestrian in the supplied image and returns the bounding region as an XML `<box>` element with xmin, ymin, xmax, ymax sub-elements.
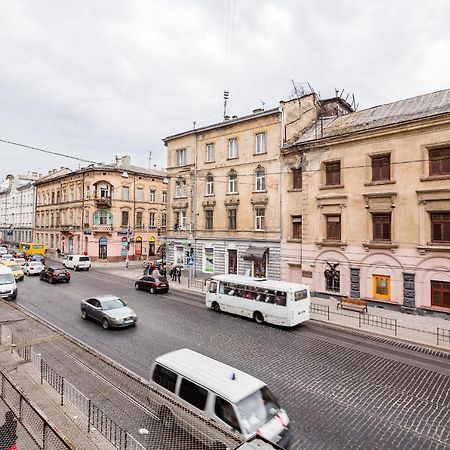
<box><xmin>176</xmin><ymin>265</ymin><xmax>181</xmax><ymax>283</ymax></box>
<box><xmin>125</xmin><ymin>257</ymin><xmax>129</xmax><ymax>270</ymax></box>
<box><xmin>160</xmin><ymin>264</ymin><xmax>167</xmax><ymax>278</ymax></box>
<box><xmin>56</xmin><ymin>248</ymin><xmax>61</xmax><ymax>258</ymax></box>
<box><xmin>0</xmin><ymin>411</ymin><xmax>17</xmax><ymax>450</ymax></box>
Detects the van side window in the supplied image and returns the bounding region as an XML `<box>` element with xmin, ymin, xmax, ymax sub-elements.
<box><xmin>152</xmin><ymin>365</ymin><xmax>177</xmax><ymax>393</ymax></box>
<box><xmin>209</xmin><ymin>281</ymin><xmax>217</xmax><ymax>293</ymax></box>
<box><xmin>215</xmin><ymin>397</ymin><xmax>240</xmax><ymax>431</ymax></box>
<box><xmin>179</xmin><ymin>378</ymin><xmax>207</xmax><ymax>410</ymax></box>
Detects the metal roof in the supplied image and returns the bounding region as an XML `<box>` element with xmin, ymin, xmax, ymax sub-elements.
<box><xmin>293</xmin><ymin>88</ymin><xmax>450</xmax><ymax>145</ymax></box>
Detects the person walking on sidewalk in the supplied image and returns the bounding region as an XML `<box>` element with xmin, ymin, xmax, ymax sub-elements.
<box><xmin>176</xmin><ymin>265</ymin><xmax>181</xmax><ymax>283</ymax></box>
<box><xmin>125</xmin><ymin>257</ymin><xmax>129</xmax><ymax>270</ymax></box>
<box><xmin>0</xmin><ymin>411</ymin><xmax>17</xmax><ymax>450</ymax></box>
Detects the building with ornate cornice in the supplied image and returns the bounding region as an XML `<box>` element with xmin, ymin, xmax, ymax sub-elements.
<box><xmin>281</xmin><ymin>88</ymin><xmax>450</xmax><ymax>313</ymax></box>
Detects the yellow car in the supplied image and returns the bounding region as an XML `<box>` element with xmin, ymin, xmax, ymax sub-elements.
<box><xmin>0</xmin><ymin>260</ymin><xmax>25</xmax><ymax>282</ymax></box>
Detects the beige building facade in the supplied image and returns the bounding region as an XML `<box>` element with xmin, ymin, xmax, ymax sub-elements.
<box><xmin>163</xmin><ymin>94</ymin><xmax>348</xmax><ymax>279</ymax></box>
<box><xmin>281</xmin><ymin>89</ymin><xmax>450</xmax><ymax>314</ymax></box>
<box><xmin>34</xmin><ymin>157</ymin><xmax>167</xmax><ymax>262</ymax></box>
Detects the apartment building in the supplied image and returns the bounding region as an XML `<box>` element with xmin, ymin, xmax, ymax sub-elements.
<box><xmin>281</xmin><ymin>88</ymin><xmax>450</xmax><ymax>313</ymax></box>
<box><xmin>0</xmin><ymin>172</ymin><xmax>42</xmax><ymax>244</ymax></box>
<box><xmin>34</xmin><ymin>157</ymin><xmax>167</xmax><ymax>262</ymax></box>
<box><xmin>163</xmin><ymin>93</ymin><xmax>350</xmax><ymax>279</ymax></box>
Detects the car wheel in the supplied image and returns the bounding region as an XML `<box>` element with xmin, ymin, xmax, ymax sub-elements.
<box><xmin>135</xmin><ymin>283</ymin><xmax>140</xmax><ymax>290</ymax></box>
<box><xmin>102</xmin><ymin>318</ymin><xmax>110</xmax><ymax>330</ymax></box>
<box><xmin>253</xmin><ymin>311</ymin><xmax>264</xmax><ymax>324</ymax></box>
<box><xmin>66</xmin><ymin>279</ymin><xmax>70</xmax><ymax>283</ymax></box>
<box><xmin>212</xmin><ymin>301</ymin><xmax>221</xmax><ymax>312</ymax></box>
<box><xmin>49</xmin><ymin>277</ymin><xmax>54</xmax><ymax>284</ymax></box>
<box><xmin>74</xmin><ymin>266</ymin><xmax>79</xmax><ymax>271</ymax></box>
<box><xmin>150</xmin><ymin>287</ymin><xmax>155</xmax><ymax>294</ymax></box>
<box><xmin>39</xmin><ymin>275</ymin><xmax>44</xmax><ymax>281</ymax></box>
<box><xmin>81</xmin><ymin>309</ymin><xmax>87</xmax><ymax>319</ymax></box>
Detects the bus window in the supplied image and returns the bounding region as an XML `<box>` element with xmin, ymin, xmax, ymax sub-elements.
<box><xmin>209</xmin><ymin>281</ymin><xmax>218</xmax><ymax>293</ymax></box>
<box><xmin>295</xmin><ymin>290</ymin><xmax>308</xmax><ymax>301</ymax></box>
<box><xmin>275</xmin><ymin>291</ymin><xmax>286</xmax><ymax>306</ymax></box>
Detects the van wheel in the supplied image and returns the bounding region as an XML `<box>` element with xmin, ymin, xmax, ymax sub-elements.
<box><xmin>74</xmin><ymin>266</ymin><xmax>79</xmax><ymax>271</ymax></box>
<box><xmin>254</xmin><ymin>311</ymin><xmax>264</xmax><ymax>324</ymax></box>
<box><xmin>212</xmin><ymin>302</ymin><xmax>221</xmax><ymax>312</ymax></box>
<box><xmin>157</xmin><ymin>405</ymin><xmax>175</xmax><ymax>430</ymax></box>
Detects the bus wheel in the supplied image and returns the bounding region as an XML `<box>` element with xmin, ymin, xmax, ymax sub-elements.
<box><xmin>254</xmin><ymin>311</ymin><xmax>264</xmax><ymax>324</ymax></box>
<box><xmin>212</xmin><ymin>302</ymin><xmax>221</xmax><ymax>312</ymax></box>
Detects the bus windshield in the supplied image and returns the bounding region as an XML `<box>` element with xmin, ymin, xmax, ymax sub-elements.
<box><xmin>236</xmin><ymin>386</ymin><xmax>281</xmax><ymax>434</ymax></box>
<box><xmin>294</xmin><ymin>289</ymin><xmax>308</xmax><ymax>301</ymax></box>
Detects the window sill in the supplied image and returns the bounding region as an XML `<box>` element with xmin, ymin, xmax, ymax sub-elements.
<box><xmin>362</xmin><ymin>241</ymin><xmax>398</xmax><ymax>252</ymax></box>
<box><xmin>204</xmin><ymin>194</ymin><xmax>215</xmax><ymax>197</ymax></box>
<box><xmin>226</xmin><ymin>192</ymin><xmax>239</xmax><ymax>196</ymax></box>
<box><xmin>364</xmin><ymin>180</ymin><xmax>396</xmax><ymax>186</ymax></box>
<box><xmin>253</xmin><ymin>152</ymin><xmax>267</xmax><ymax>156</ymax></box>
<box><xmin>315</xmin><ymin>240</ymin><xmax>347</xmax><ymax>250</ymax></box>
<box><xmin>287</xmin><ymin>188</ymin><xmax>302</xmax><ymax>193</ymax></box>
<box><xmin>252</xmin><ymin>190</ymin><xmax>267</xmax><ymax>194</ymax></box>
<box><xmin>417</xmin><ymin>243</ymin><xmax>450</xmax><ymax>255</ymax></box>
<box><xmin>319</xmin><ymin>184</ymin><xmax>344</xmax><ymax>190</ymax></box>
<box><xmin>420</xmin><ymin>175</ymin><xmax>450</xmax><ymax>182</ymax></box>
<box><xmin>204</xmin><ymin>160</ymin><xmax>215</xmax><ymax>164</ymax></box>
<box><xmin>287</xmin><ymin>239</ymin><xmax>302</xmax><ymax>243</ymax></box>
<box><xmin>227</xmin><ymin>156</ymin><xmax>239</xmax><ymax>161</ymax></box>
<box><xmin>174</xmin><ymin>196</ymin><xmax>188</xmax><ymax>199</ymax></box>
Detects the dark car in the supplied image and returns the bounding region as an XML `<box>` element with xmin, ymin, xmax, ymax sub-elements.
<box><xmin>28</xmin><ymin>254</ymin><xmax>45</xmax><ymax>264</ymax></box>
<box><xmin>135</xmin><ymin>275</ymin><xmax>169</xmax><ymax>294</ymax></box>
<box><xmin>39</xmin><ymin>267</ymin><xmax>71</xmax><ymax>284</ymax></box>
<box><xmin>81</xmin><ymin>295</ymin><xmax>137</xmax><ymax>329</ymax></box>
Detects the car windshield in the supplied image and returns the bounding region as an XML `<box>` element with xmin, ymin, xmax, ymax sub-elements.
<box><xmin>236</xmin><ymin>386</ymin><xmax>281</xmax><ymax>435</ymax></box>
<box><xmin>102</xmin><ymin>298</ymin><xmax>126</xmax><ymax>310</ymax></box>
<box><xmin>53</xmin><ymin>268</ymin><xmax>65</xmax><ymax>273</ymax></box>
<box><xmin>9</xmin><ymin>265</ymin><xmax>20</xmax><ymax>271</ymax></box>
<box><xmin>0</xmin><ymin>274</ymin><xmax>14</xmax><ymax>285</ymax></box>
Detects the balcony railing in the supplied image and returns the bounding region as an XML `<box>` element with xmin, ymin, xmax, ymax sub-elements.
<box><xmin>92</xmin><ymin>224</ymin><xmax>113</xmax><ymax>231</ymax></box>
<box><xmin>95</xmin><ymin>196</ymin><xmax>112</xmax><ymax>207</ymax></box>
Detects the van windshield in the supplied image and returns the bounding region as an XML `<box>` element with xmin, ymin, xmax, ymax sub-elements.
<box><xmin>0</xmin><ymin>274</ymin><xmax>14</xmax><ymax>285</ymax></box>
<box><xmin>79</xmin><ymin>257</ymin><xmax>90</xmax><ymax>261</ymax></box>
<box><xmin>236</xmin><ymin>386</ymin><xmax>281</xmax><ymax>434</ymax></box>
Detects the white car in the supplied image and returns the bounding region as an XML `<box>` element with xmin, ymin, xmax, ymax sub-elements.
<box><xmin>23</xmin><ymin>261</ymin><xmax>44</xmax><ymax>276</ymax></box>
<box><xmin>0</xmin><ymin>254</ymin><xmax>14</xmax><ymax>261</ymax></box>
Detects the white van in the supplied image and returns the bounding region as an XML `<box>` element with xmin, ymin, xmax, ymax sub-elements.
<box><xmin>150</xmin><ymin>349</ymin><xmax>292</xmax><ymax>449</ymax></box>
<box><xmin>0</xmin><ymin>265</ymin><xmax>17</xmax><ymax>300</ymax></box>
<box><xmin>63</xmin><ymin>255</ymin><xmax>91</xmax><ymax>271</ymax></box>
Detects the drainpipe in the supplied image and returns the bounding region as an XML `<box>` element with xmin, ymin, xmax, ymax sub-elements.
<box><xmin>279</xmin><ymin>105</ymin><xmax>284</xmax><ymax>281</ymax></box>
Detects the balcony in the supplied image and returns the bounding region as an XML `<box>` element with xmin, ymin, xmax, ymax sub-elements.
<box><xmin>60</xmin><ymin>224</ymin><xmax>80</xmax><ymax>232</ymax></box>
<box><xmin>92</xmin><ymin>224</ymin><xmax>113</xmax><ymax>232</ymax></box>
<box><xmin>95</xmin><ymin>196</ymin><xmax>112</xmax><ymax>207</ymax></box>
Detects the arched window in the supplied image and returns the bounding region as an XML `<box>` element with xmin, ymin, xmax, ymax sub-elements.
<box><xmin>228</xmin><ymin>170</ymin><xmax>238</xmax><ymax>194</ymax></box>
<box><xmin>255</xmin><ymin>167</ymin><xmax>266</xmax><ymax>191</ymax></box>
<box><xmin>206</xmin><ymin>174</ymin><xmax>214</xmax><ymax>196</ymax></box>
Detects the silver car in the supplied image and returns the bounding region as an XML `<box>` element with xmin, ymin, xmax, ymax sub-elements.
<box><xmin>81</xmin><ymin>295</ymin><xmax>137</xmax><ymax>329</ymax></box>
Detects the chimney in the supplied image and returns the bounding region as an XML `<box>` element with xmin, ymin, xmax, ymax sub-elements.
<box><xmin>224</xmin><ymin>115</ymin><xmax>230</xmax><ymax>121</ymax></box>
<box><xmin>253</xmin><ymin>108</ymin><xmax>263</xmax><ymax>114</ymax></box>
<box><xmin>120</xmin><ymin>156</ymin><xmax>131</xmax><ymax>167</ymax></box>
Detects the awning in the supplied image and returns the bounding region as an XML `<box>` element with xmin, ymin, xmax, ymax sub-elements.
<box><xmin>242</xmin><ymin>246</ymin><xmax>269</xmax><ymax>261</ymax></box>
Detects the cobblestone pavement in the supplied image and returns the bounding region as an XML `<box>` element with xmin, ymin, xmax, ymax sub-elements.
<box><xmin>12</xmin><ymin>268</ymin><xmax>450</xmax><ymax>450</ymax></box>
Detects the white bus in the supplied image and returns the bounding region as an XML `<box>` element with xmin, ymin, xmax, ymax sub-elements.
<box><xmin>206</xmin><ymin>274</ymin><xmax>310</xmax><ymax>327</ymax></box>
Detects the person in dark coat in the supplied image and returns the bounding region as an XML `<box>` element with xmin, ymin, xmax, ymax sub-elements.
<box><xmin>0</xmin><ymin>411</ymin><xmax>17</xmax><ymax>450</ymax></box>
<box><xmin>176</xmin><ymin>265</ymin><xmax>181</xmax><ymax>283</ymax></box>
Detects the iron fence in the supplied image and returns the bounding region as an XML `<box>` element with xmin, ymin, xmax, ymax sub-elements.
<box><xmin>437</xmin><ymin>327</ymin><xmax>450</xmax><ymax>346</ymax></box>
<box><xmin>359</xmin><ymin>314</ymin><xmax>397</xmax><ymax>336</ymax></box>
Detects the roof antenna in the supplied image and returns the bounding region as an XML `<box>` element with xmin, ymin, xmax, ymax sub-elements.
<box><xmin>148</xmin><ymin>150</ymin><xmax>152</xmax><ymax>169</ymax></box>
<box><xmin>223</xmin><ymin>90</ymin><xmax>230</xmax><ymax>119</ymax></box>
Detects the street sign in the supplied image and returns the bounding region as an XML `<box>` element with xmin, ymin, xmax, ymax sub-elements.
<box><xmin>187</xmin><ymin>257</ymin><xmax>194</xmax><ymax>266</ymax></box>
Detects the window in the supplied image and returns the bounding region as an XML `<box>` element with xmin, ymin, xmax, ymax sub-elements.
<box><xmin>136</xmin><ymin>211</ymin><xmax>143</xmax><ymax>228</ymax></box>
<box><xmin>227</xmin><ymin>249</ymin><xmax>237</xmax><ymax>274</ymax></box>
<box><xmin>136</xmin><ymin>187</ymin><xmax>144</xmax><ymax>201</ymax></box>
<box><xmin>255</xmin><ymin>208</ymin><xmax>265</xmax><ymax>230</ymax></box>
<box><xmin>152</xmin><ymin>365</ymin><xmax>177</xmax><ymax>393</ymax></box>
<box><xmin>93</xmin><ymin>210</ymin><xmax>112</xmax><ymax>225</ymax></box>
<box><xmin>176</xmin><ymin>149</ymin><xmax>186</xmax><ymax>167</ymax></box>
<box><xmin>325</xmin><ymin>264</ymin><xmax>340</xmax><ymax>292</ymax></box>
<box><xmin>292</xmin><ymin>168</ymin><xmax>302</xmax><ymax>190</ymax></box>
<box><xmin>431</xmin><ymin>281</ymin><xmax>450</xmax><ymax>308</ymax></box>
<box><xmin>326</xmin><ymin>215</ymin><xmax>341</xmax><ymax>241</ymax></box>
<box><xmin>255</xmin><ymin>168</ymin><xmax>266</xmax><ymax>191</ymax></box>
<box><xmin>149</xmin><ymin>212</ymin><xmax>156</xmax><ymax>228</ymax></box>
<box><xmin>175</xmin><ymin>210</ymin><xmax>186</xmax><ymax>230</ymax></box>
<box><xmin>215</xmin><ymin>397</ymin><xmax>240</xmax><ymax>431</ymax></box>
<box><xmin>255</xmin><ymin>133</ymin><xmax>266</xmax><ymax>154</ymax></box>
<box><xmin>429</xmin><ymin>147</ymin><xmax>450</xmax><ymax>176</ymax></box>
<box><xmin>175</xmin><ymin>179</ymin><xmax>186</xmax><ymax>197</ymax></box>
<box><xmin>228</xmin><ymin>138</ymin><xmax>238</xmax><ymax>158</ymax></box>
<box><xmin>179</xmin><ymin>378</ymin><xmax>208</xmax><ymax>410</ymax></box>
<box><xmin>206</xmin><ymin>143</ymin><xmax>215</xmax><ymax>162</ymax></box>
<box><xmin>205</xmin><ymin>175</ymin><xmax>214</xmax><ymax>196</ymax></box>
<box><xmin>431</xmin><ymin>213</ymin><xmax>450</xmax><ymax>243</ymax></box>
<box><xmin>149</xmin><ymin>189</ymin><xmax>156</xmax><ymax>203</ymax></box>
<box><xmin>292</xmin><ymin>216</ymin><xmax>302</xmax><ymax>239</ymax></box>
<box><xmin>122</xmin><ymin>187</ymin><xmax>129</xmax><ymax>200</ymax></box>
<box><xmin>373</xmin><ymin>275</ymin><xmax>390</xmax><ymax>300</ymax></box>
<box><xmin>228</xmin><ymin>171</ymin><xmax>238</xmax><ymax>194</ymax></box>
<box><xmin>161</xmin><ymin>212</ymin><xmax>167</xmax><ymax>227</ymax></box>
<box><xmin>205</xmin><ymin>210</ymin><xmax>214</xmax><ymax>230</ymax></box>
<box><xmin>373</xmin><ymin>214</ymin><xmax>391</xmax><ymax>241</ymax></box>
<box><xmin>162</xmin><ymin>190</ymin><xmax>167</xmax><ymax>204</ymax></box>
<box><xmin>325</xmin><ymin>161</ymin><xmax>341</xmax><ymax>186</ymax></box>
<box><xmin>228</xmin><ymin>208</ymin><xmax>237</xmax><ymax>230</ymax></box>
<box><xmin>372</xmin><ymin>154</ymin><xmax>391</xmax><ymax>181</ymax></box>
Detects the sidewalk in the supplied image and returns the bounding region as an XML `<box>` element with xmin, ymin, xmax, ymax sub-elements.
<box><xmin>89</xmin><ymin>262</ymin><xmax>450</xmax><ymax>351</ymax></box>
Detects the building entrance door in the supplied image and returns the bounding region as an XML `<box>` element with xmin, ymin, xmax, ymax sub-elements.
<box><xmin>99</xmin><ymin>237</ymin><xmax>107</xmax><ymax>260</ymax></box>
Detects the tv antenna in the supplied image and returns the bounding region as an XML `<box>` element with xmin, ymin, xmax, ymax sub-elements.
<box><xmin>148</xmin><ymin>150</ymin><xmax>152</xmax><ymax>169</ymax></box>
<box><xmin>223</xmin><ymin>90</ymin><xmax>230</xmax><ymax>119</ymax></box>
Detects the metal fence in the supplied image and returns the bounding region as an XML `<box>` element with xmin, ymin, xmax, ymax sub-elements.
<box><xmin>0</xmin><ymin>371</ymin><xmax>70</xmax><ymax>450</ymax></box>
<box><xmin>437</xmin><ymin>327</ymin><xmax>450</xmax><ymax>346</ymax></box>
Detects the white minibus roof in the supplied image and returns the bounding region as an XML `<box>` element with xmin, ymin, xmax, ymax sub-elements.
<box><xmin>211</xmin><ymin>274</ymin><xmax>309</xmax><ymax>292</ymax></box>
<box><xmin>155</xmin><ymin>348</ymin><xmax>265</xmax><ymax>404</ymax></box>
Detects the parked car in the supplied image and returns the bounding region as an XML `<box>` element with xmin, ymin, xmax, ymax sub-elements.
<box><xmin>63</xmin><ymin>255</ymin><xmax>91</xmax><ymax>271</ymax></box>
<box><xmin>23</xmin><ymin>261</ymin><xmax>44</xmax><ymax>276</ymax></box>
<box><xmin>0</xmin><ymin>265</ymin><xmax>17</xmax><ymax>300</ymax></box>
<box><xmin>0</xmin><ymin>260</ymin><xmax>24</xmax><ymax>281</ymax></box>
<box><xmin>135</xmin><ymin>275</ymin><xmax>169</xmax><ymax>294</ymax></box>
<box><xmin>28</xmin><ymin>254</ymin><xmax>45</xmax><ymax>264</ymax></box>
<box><xmin>40</xmin><ymin>267</ymin><xmax>71</xmax><ymax>284</ymax></box>
<box><xmin>81</xmin><ymin>295</ymin><xmax>137</xmax><ymax>329</ymax></box>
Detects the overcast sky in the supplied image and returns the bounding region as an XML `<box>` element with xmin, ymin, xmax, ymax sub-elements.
<box><xmin>1</xmin><ymin>0</ymin><xmax>449</xmax><ymax>179</ymax></box>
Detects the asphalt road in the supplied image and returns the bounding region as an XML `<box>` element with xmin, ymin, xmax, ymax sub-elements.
<box><xmin>14</xmin><ymin>268</ymin><xmax>450</xmax><ymax>450</ymax></box>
